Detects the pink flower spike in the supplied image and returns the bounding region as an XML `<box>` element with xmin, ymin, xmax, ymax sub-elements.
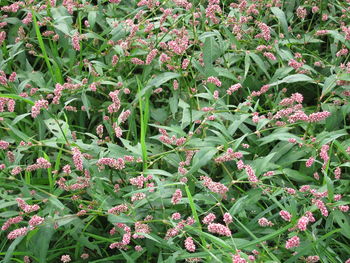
<box><xmin>171</xmin><ymin>189</ymin><xmax>182</xmax><ymax>205</ymax></box>
<box><xmin>184</xmin><ymin>237</ymin><xmax>196</xmax><ymax>252</ymax></box>
<box><xmin>7</xmin><ymin>227</ymin><xmax>28</xmax><ymax>240</ymax></box>
<box><xmin>285</xmin><ymin>236</ymin><xmax>300</xmax><ymax>249</ymax></box>
<box><xmin>279</xmin><ymin>210</ymin><xmax>292</xmax><ymax>222</ymax></box>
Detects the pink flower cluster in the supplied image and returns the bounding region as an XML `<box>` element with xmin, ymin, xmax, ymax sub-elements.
<box><xmin>113</xmin><ymin>124</ymin><xmax>123</xmax><ymax>138</ymax></box>
<box><xmin>131</xmin><ymin>58</ymin><xmax>145</xmax><ymax>65</ymax></box>
<box><xmin>279</xmin><ymin>210</ymin><xmax>292</xmax><ymax>222</ymax></box>
<box><xmin>171</xmin><ymin>189</ymin><xmax>182</xmax><ymax>204</ymax></box>
<box><xmin>158</xmin><ymin>128</ymin><xmax>186</xmax><ymax>146</ymax></box>
<box><xmin>0</xmin><ymin>31</ymin><xmax>6</xmax><ymax>45</ymax></box>
<box><xmin>296</xmin><ymin>6</ymin><xmax>307</xmax><ymax>19</ymax></box>
<box><xmin>26</xmin><ymin>157</ymin><xmax>51</xmax><ymax>171</ymax></box>
<box><xmin>11</xmin><ymin>166</ymin><xmax>22</xmax><ymax>175</ymax></box>
<box><xmin>306</xmin><ymin>256</ymin><xmax>320</xmax><ymax>263</ymax></box>
<box><xmin>72</xmin><ymin>32</ymin><xmax>82</xmax><ymax>51</ymax></box>
<box><xmin>312</xmin><ymin>199</ymin><xmax>328</xmax><ymax>217</ymax></box>
<box><xmin>96</xmin><ymin>124</ymin><xmax>104</xmax><ymax>138</ymax></box>
<box><xmin>61</xmin><ymin>255</ymin><xmax>71</xmax><ymax>263</ymax></box>
<box><xmin>31</xmin><ymin>99</ymin><xmax>49</xmax><ymax>118</ymax></box>
<box><xmin>7</xmin><ymin>227</ymin><xmax>28</xmax><ymax>240</ymax></box>
<box><xmin>305</xmin><ymin>157</ymin><xmax>315</xmax><ymax>167</ymax></box>
<box><xmin>308</xmin><ymin>111</ymin><xmax>331</xmax><ymax>123</ymax></box>
<box><xmin>245</xmin><ymin>165</ymin><xmax>259</xmax><ymax>183</ymax></box>
<box><xmin>118</xmin><ymin>110</ymin><xmax>131</xmax><ymax>123</ymax></box>
<box><xmin>16</xmin><ymin>198</ymin><xmax>40</xmax><ymax>213</ymax></box>
<box><xmin>319</xmin><ymin>144</ymin><xmax>329</xmax><ymax>169</ymax></box>
<box><xmin>200</xmin><ymin>176</ymin><xmax>229</xmax><ymax>196</ymax></box>
<box><xmin>129</xmin><ymin>175</ymin><xmax>152</xmax><ymax>188</ymax></box>
<box><xmin>0</xmin><ymin>97</ymin><xmax>16</xmax><ymax>112</ymax></box>
<box><xmin>184</xmin><ymin>237</ymin><xmax>196</xmax><ymax>252</ymax></box>
<box><xmin>205</xmin><ymin>0</ymin><xmax>222</xmax><ymax>24</ymax></box>
<box><xmin>297</xmin><ymin>216</ymin><xmax>309</xmax><ymax>231</ymax></box>
<box><xmin>206</xmin><ymin>76</ymin><xmax>222</xmax><ymax>87</ymax></box>
<box><xmin>0</xmin><ymin>140</ymin><xmax>10</xmax><ymax>150</ymax></box>
<box><xmin>133</xmin><ymin>221</ymin><xmax>150</xmax><ymax>239</ymax></box>
<box><xmin>167</xmin><ymin>34</ymin><xmax>189</xmax><ymax>55</ymax></box>
<box><xmin>263</xmin><ymin>52</ymin><xmax>276</xmax><ymax>60</ymax></box>
<box><xmin>279</xmin><ymin>93</ymin><xmax>304</xmax><ymax>106</ymax></box>
<box><xmin>108</xmin><ymin>90</ymin><xmax>121</xmax><ymax>113</ymax></box>
<box><xmin>72</xmin><ymin>147</ymin><xmax>84</xmax><ymax>171</ymax></box>
<box><xmin>202</xmin><ymin>213</ymin><xmax>216</xmax><ymax>224</ymax></box>
<box><xmin>146</xmin><ymin>49</ymin><xmax>158</xmax><ymax>64</ymax></box>
<box><xmin>28</xmin><ymin>215</ymin><xmax>44</xmax><ymax>227</ymax></box>
<box><xmin>171</xmin><ymin>212</ymin><xmax>181</xmax><ymax>220</ymax></box>
<box><xmin>232</xmin><ymin>253</ymin><xmax>247</xmax><ymax>263</ymax></box>
<box><xmin>285</xmin><ymin>235</ymin><xmax>300</xmax><ymax>249</ymax></box>
<box><xmin>214</xmin><ymin>148</ymin><xmax>242</xmax><ymax>163</ymax></box>
<box><xmin>109</xmin><ymin>224</ymin><xmax>132</xmax><ymax>250</ymax></box>
<box><xmin>2</xmin><ymin>216</ymin><xmax>23</xmax><ymax>231</ymax></box>
<box><xmin>108</xmin><ymin>204</ymin><xmax>128</xmax><ymax>215</ymax></box>
<box><xmin>131</xmin><ymin>192</ymin><xmax>146</xmax><ymax>202</ymax></box>
<box><xmin>207</xmin><ymin>223</ymin><xmax>232</xmax><ymax>236</ymax></box>
<box><xmin>334</xmin><ymin>167</ymin><xmax>341</xmax><ymax>179</ymax></box>
<box><xmin>258</xmin><ymin>217</ymin><xmax>274</xmax><ymax>227</ymax></box>
<box><xmin>96</xmin><ymin>157</ymin><xmax>125</xmax><ymax>170</ymax></box>
<box><xmin>255</xmin><ymin>22</ymin><xmax>271</xmax><ymax>41</ymax></box>
<box><xmin>251</xmin><ymin>84</ymin><xmax>270</xmax><ymax>97</ymax></box>
<box><xmin>223</xmin><ymin>213</ymin><xmax>233</xmax><ymax>224</ymax></box>
<box><xmin>227</xmin><ymin>83</ymin><xmax>242</xmax><ymax>95</ymax></box>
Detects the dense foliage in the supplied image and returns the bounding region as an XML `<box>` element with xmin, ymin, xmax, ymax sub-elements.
<box><xmin>1</xmin><ymin>0</ymin><xmax>350</xmax><ymax>262</ymax></box>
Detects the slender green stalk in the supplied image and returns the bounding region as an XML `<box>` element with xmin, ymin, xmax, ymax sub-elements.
<box><xmin>32</xmin><ymin>11</ymin><xmax>56</xmax><ymax>82</ymax></box>
<box><xmin>137</xmin><ymin>76</ymin><xmax>149</xmax><ymax>171</ymax></box>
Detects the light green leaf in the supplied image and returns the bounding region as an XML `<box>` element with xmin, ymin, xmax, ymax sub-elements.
<box><xmin>249</xmin><ymin>53</ymin><xmax>270</xmax><ymax>78</ymax></box>
<box><xmin>271</xmin><ymin>7</ymin><xmax>289</xmax><ymax>35</ymax></box>
<box><xmin>3</xmin><ymin>235</ymin><xmax>25</xmax><ymax>263</ymax></box>
<box><xmin>203</xmin><ymin>37</ymin><xmax>220</xmax><ymax>72</ymax></box>
<box><xmin>187</xmin><ymin>147</ymin><xmax>218</xmax><ymax>177</ymax></box>
<box><xmin>321</xmin><ymin>75</ymin><xmax>337</xmax><ymax>98</ymax></box>
<box><xmin>269</xmin><ymin>74</ymin><xmax>314</xmax><ymax>86</ymax></box>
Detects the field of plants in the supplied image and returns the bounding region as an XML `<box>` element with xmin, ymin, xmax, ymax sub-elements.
<box><xmin>0</xmin><ymin>0</ymin><xmax>350</xmax><ymax>262</ymax></box>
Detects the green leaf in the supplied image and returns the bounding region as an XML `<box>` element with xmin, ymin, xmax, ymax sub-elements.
<box><xmin>185</xmin><ymin>185</ymin><xmax>207</xmax><ymax>247</ymax></box>
<box><xmin>244</xmin><ymin>52</ymin><xmax>250</xmax><ymax>79</ymax></box>
<box><xmin>283</xmin><ymin>168</ymin><xmax>313</xmax><ymax>183</ymax></box>
<box><xmin>203</xmin><ymin>37</ymin><xmax>221</xmax><ymax>75</ymax></box>
<box><xmin>186</xmin><ymin>147</ymin><xmax>218</xmax><ymax>177</ymax></box>
<box><xmin>48</xmin><ymin>196</ymin><xmax>66</xmax><ymax>210</ymax></box>
<box><xmin>258</xmin><ymin>130</ymin><xmax>300</xmax><ymax>145</ymax></box>
<box><xmin>169</xmin><ymin>95</ymin><xmax>178</xmax><ymax>117</ymax></box>
<box><xmin>5</xmin><ymin>123</ymin><xmax>30</xmax><ymax>141</ymax></box>
<box><xmin>323</xmin><ymin>172</ymin><xmax>334</xmax><ymax>202</ymax></box>
<box><xmin>338</xmin><ymin>73</ymin><xmax>350</xmax><ymax>81</ymax></box>
<box><xmin>0</xmin><ymin>94</ymin><xmax>34</xmax><ymax>106</ymax></box>
<box><xmin>44</xmin><ymin>118</ymin><xmax>72</xmax><ymax>141</ymax></box>
<box><xmin>249</xmin><ymin>53</ymin><xmax>270</xmax><ymax>78</ymax></box>
<box><xmin>31</xmin><ymin>224</ymin><xmax>54</xmax><ymax>263</ymax></box>
<box><xmin>81</xmin><ymin>92</ymin><xmax>91</xmax><ymax>119</ymax></box>
<box><xmin>333</xmin><ymin>210</ymin><xmax>350</xmax><ymax>239</ymax></box>
<box><xmin>271</xmin><ymin>7</ymin><xmax>289</xmax><ymax>35</ymax></box>
<box><xmin>32</xmin><ymin>11</ymin><xmax>58</xmax><ymax>82</ymax></box>
<box><xmin>146</xmin><ymin>72</ymin><xmax>181</xmax><ymax>89</ymax></box>
<box><xmin>11</xmin><ymin>113</ymin><xmax>31</xmax><ymax>126</ymax></box>
<box><xmin>269</xmin><ymin>74</ymin><xmax>314</xmax><ymax>86</ymax></box>
<box><xmin>3</xmin><ymin>236</ymin><xmax>25</xmax><ymax>263</ymax></box>
<box><xmin>88</xmin><ymin>11</ymin><xmax>97</xmax><ymax>28</ymax></box>
<box><xmin>321</xmin><ymin>75</ymin><xmax>337</xmax><ymax>98</ymax></box>
<box><xmin>316</xmin><ymin>130</ymin><xmax>348</xmax><ymax>145</ymax></box>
